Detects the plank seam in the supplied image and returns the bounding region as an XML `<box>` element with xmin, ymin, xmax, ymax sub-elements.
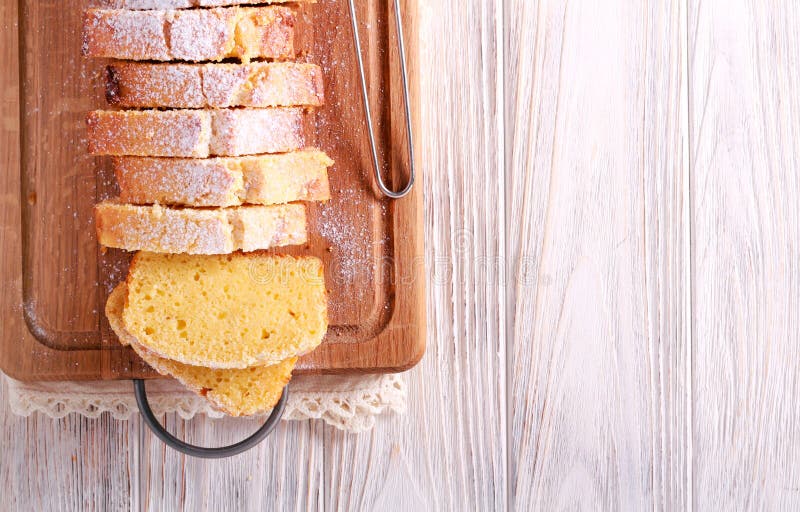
<box><xmin>682</xmin><ymin>0</ymin><xmax>693</xmax><ymax>508</ymax></box>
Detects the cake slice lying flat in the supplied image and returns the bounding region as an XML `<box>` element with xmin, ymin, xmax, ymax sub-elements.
<box><xmin>115</xmin><ymin>150</ymin><xmax>332</xmax><ymax>207</ymax></box>
<box><xmin>87</xmin><ymin>109</ymin><xmax>304</xmax><ymax>157</ymax></box>
<box><xmin>92</xmin><ymin>0</ymin><xmax>312</xmax><ymax>9</ymax></box>
<box><xmin>122</xmin><ymin>253</ymin><xmax>328</xmax><ymax>369</ymax></box>
<box><xmin>95</xmin><ymin>201</ymin><xmax>307</xmax><ymax>254</ymax></box>
<box><xmin>106</xmin><ymin>62</ymin><xmax>324</xmax><ymax>108</ymax></box>
<box><xmin>83</xmin><ymin>6</ymin><xmax>295</xmax><ymax>62</ymax></box>
<box><xmin>106</xmin><ymin>284</ymin><xmax>296</xmax><ymax>417</ymax></box>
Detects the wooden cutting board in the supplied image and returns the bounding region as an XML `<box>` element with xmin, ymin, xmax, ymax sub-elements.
<box><xmin>0</xmin><ymin>0</ymin><xmax>424</xmax><ymax>381</ymax></box>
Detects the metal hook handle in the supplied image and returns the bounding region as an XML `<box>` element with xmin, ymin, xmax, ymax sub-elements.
<box><xmin>348</xmin><ymin>0</ymin><xmax>416</xmax><ymax>199</ymax></box>
<box><xmin>134</xmin><ymin>379</ymin><xmax>288</xmax><ymax>459</ymax></box>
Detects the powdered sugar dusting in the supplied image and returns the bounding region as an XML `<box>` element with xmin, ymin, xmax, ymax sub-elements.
<box><xmin>115</xmin><ymin>150</ymin><xmax>331</xmax><ymax>207</ymax></box>
<box><xmin>315</xmin><ymin>188</ymin><xmax>378</xmax><ymax>290</ymax></box>
<box><xmin>115</xmin><ymin>156</ymin><xmax>242</xmax><ymax>206</ymax></box>
<box><xmin>83</xmin><ymin>6</ymin><xmax>294</xmax><ymax>62</ymax></box>
<box><xmin>109</xmin><ymin>62</ymin><xmax>324</xmax><ymax>108</ymax></box>
<box><xmin>96</xmin><ymin>202</ymin><xmax>306</xmax><ymax>254</ymax></box>
<box><xmin>87</xmin><ymin>110</ymin><xmax>211</xmax><ymax>157</ymax></box>
<box><xmin>169</xmin><ymin>8</ymin><xmax>235</xmax><ymax>61</ymax></box>
<box><xmin>202</xmin><ymin>64</ymin><xmax>251</xmax><ymax>106</ymax></box>
<box><xmin>91</xmin><ymin>0</ymin><xmax>193</xmax><ymax>8</ymax></box>
<box><xmin>209</xmin><ymin>108</ymin><xmax>304</xmax><ymax>156</ymax></box>
<box><xmin>88</xmin><ymin>108</ymin><xmax>306</xmax><ymax>157</ymax></box>
<box><xmin>84</xmin><ymin>9</ymin><xmax>170</xmax><ymax>60</ymax></box>
<box><xmin>111</xmin><ymin>63</ymin><xmax>204</xmax><ymax>107</ymax></box>
<box><xmin>90</xmin><ymin>0</ymin><xmax>303</xmax><ymax>10</ymax></box>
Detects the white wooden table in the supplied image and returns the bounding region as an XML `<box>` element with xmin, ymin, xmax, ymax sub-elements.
<box><xmin>3</xmin><ymin>0</ymin><xmax>800</xmax><ymax>509</ymax></box>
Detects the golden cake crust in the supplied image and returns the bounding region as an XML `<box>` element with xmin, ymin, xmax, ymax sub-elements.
<box><xmin>95</xmin><ymin>201</ymin><xmax>307</xmax><ymax>254</ymax></box>
<box><xmin>83</xmin><ymin>6</ymin><xmax>295</xmax><ymax>62</ymax></box>
<box><xmin>87</xmin><ymin>108</ymin><xmax>305</xmax><ymax>157</ymax></box>
<box><xmin>106</xmin><ymin>62</ymin><xmax>324</xmax><ymax>108</ymax></box>
<box><xmin>115</xmin><ymin>150</ymin><xmax>332</xmax><ymax>207</ymax></box>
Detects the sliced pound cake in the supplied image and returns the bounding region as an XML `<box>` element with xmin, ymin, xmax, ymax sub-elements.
<box><xmin>87</xmin><ymin>108</ymin><xmax>304</xmax><ymax>158</ymax></box>
<box><xmin>123</xmin><ymin>252</ymin><xmax>328</xmax><ymax>368</ymax></box>
<box><xmin>95</xmin><ymin>201</ymin><xmax>307</xmax><ymax>254</ymax></box>
<box><xmin>106</xmin><ymin>284</ymin><xmax>296</xmax><ymax>416</ymax></box>
<box><xmin>115</xmin><ymin>150</ymin><xmax>332</xmax><ymax>207</ymax></box>
<box><xmin>106</xmin><ymin>62</ymin><xmax>324</xmax><ymax>108</ymax></box>
<box><xmin>83</xmin><ymin>6</ymin><xmax>295</xmax><ymax>62</ymax></box>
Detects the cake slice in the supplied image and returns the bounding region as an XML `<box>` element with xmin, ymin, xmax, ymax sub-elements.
<box><xmin>95</xmin><ymin>201</ymin><xmax>307</xmax><ymax>254</ymax></box>
<box><xmin>106</xmin><ymin>62</ymin><xmax>324</xmax><ymax>108</ymax></box>
<box><xmin>114</xmin><ymin>150</ymin><xmax>332</xmax><ymax>207</ymax></box>
<box><xmin>106</xmin><ymin>284</ymin><xmax>296</xmax><ymax>417</ymax></box>
<box><xmin>83</xmin><ymin>6</ymin><xmax>295</xmax><ymax>62</ymax></box>
<box><xmin>87</xmin><ymin>108</ymin><xmax>304</xmax><ymax>157</ymax></box>
<box><xmin>122</xmin><ymin>252</ymin><xmax>328</xmax><ymax>369</ymax></box>
<box><xmin>92</xmin><ymin>0</ymin><xmax>311</xmax><ymax>9</ymax></box>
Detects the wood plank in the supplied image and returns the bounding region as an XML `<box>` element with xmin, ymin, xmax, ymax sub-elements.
<box><xmin>690</xmin><ymin>2</ymin><xmax>800</xmax><ymax>509</ymax></box>
<box><xmin>505</xmin><ymin>1</ymin><xmax>689</xmax><ymax>509</ymax></box>
<box><xmin>138</xmin><ymin>416</ymin><xmax>324</xmax><ymax>510</ymax></box>
<box><xmin>0</xmin><ymin>380</ymin><xmax>134</xmax><ymax>510</ymax></box>
<box><xmin>321</xmin><ymin>0</ymin><xmax>507</xmax><ymax>509</ymax></box>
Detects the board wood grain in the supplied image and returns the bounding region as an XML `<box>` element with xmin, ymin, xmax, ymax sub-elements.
<box><xmin>690</xmin><ymin>1</ymin><xmax>800</xmax><ymax>509</ymax></box>
<box><xmin>506</xmin><ymin>1</ymin><xmax>689</xmax><ymax>509</ymax></box>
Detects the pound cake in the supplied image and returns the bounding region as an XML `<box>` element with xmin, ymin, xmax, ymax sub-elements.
<box><xmin>106</xmin><ymin>62</ymin><xmax>324</xmax><ymax>108</ymax></box>
<box><xmin>95</xmin><ymin>201</ymin><xmax>307</xmax><ymax>254</ymax></box>
<box><xmin>115</xmin><ymin>150</ymin><xmax>332</xmax><ymax>207</ymax></box>
<box><xmin>83</xmin><ymin>6</ymin><xmax>295</xmax><ymax>62</ymax></box>
<box><xmin>106</xmin><ymin>284</ymin><xmax>297</xmax><ymax>416</ymax></box>
<box><xmin>87</xmin><ymin>108</ymin><xmax>304</xmax><ymax>157</ymax></box>
<box><xmin>123</xmin><ymin>252</ymin><xmax>328</xmax><ymax>368</ymax></box>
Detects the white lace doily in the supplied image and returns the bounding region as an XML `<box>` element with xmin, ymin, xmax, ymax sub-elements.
<box><xmin>4</xmin><ymin>373</ymin><xmax>406</xmax><ymax>433</ymax></box>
